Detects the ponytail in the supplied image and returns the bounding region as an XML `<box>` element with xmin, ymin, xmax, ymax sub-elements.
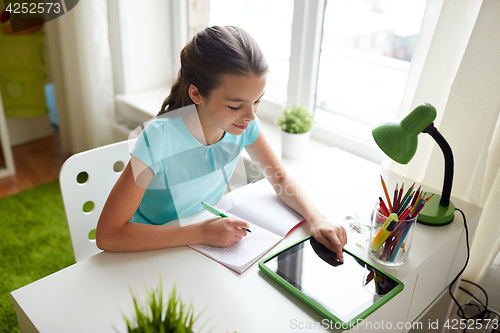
<box><xmin>158</xmin><ymin>69</ymin><xmax>193</xmax><ymax>116</ymax></box>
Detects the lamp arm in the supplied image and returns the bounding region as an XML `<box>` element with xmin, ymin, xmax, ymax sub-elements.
<box><xmin>422</xmin><ymin>123</ymin><xmax>454</xmax><ymax>206</ymax></box>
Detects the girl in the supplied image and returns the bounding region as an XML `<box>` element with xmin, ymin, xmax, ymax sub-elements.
<box><xmin>96</xmin><ymin>26</ymin><xmax>347</xmax><ymax>261</ymax></box>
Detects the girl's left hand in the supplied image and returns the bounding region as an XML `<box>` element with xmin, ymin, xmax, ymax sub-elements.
<box><xmin>309</xmin><ymin>218</ymin><xmax>348</xmax><ymax>262</ymax></box>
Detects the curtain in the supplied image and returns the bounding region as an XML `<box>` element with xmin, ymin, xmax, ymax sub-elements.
<box><xmin>56</xmin><ymin>0</ymin><xmax>115</xmax><ymax>152</ymax></box>
<box><xmin>386</xmin><ymin>0</ymin><xmax>500</xmax><ymax>286</ymax></box>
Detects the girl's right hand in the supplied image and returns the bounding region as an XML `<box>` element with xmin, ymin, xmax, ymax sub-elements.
<box><xmin>198</xmin><ymin>217</ymin><xmax>250</xmax><ymax>247</ymax></box>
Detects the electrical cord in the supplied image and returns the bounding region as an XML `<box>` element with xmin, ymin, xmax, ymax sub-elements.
<box><xmin>448</xmin><ymin>208</ymin><xmax>470</xmax><ymax>319</ymax></box>
<box><xmin>448</xmin><ymin>208</ymin><xmax>500</xmax><ymax>333</ymax></box>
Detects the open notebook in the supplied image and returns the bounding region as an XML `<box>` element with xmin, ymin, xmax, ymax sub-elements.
<box><xmin>186</xmin><ymin>180</ymin><xmax>304</xmax><ymax>273</ymax></box>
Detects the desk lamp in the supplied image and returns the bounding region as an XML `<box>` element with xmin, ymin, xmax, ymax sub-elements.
<box><xmin>372</xmin><ymin>103</ymin><xmax>455</xmax><ymax>226</ymax></box>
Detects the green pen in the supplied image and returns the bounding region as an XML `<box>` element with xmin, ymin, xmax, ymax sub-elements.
<box><xmin>201</xmin><ymin>201</ymin><xmax>251</xmax><ymax>232</ymax></box>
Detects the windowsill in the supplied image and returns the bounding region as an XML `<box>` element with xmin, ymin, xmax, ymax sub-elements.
<box><xmin>115</xmin><ymin>83</ymin><xmax>171</xmax><ymax>127</ymax></box>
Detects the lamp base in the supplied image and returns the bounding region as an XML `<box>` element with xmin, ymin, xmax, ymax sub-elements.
<box><xmin>416</xmin><ymin>193</ymin><xmax>455</xmax><ymax>226</ymax></box>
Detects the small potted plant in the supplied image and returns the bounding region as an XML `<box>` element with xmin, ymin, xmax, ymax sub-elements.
<box><xmin>275</xmin><ymin>104</ymin><xmax>314</xmax><ymax>159</ymax></box>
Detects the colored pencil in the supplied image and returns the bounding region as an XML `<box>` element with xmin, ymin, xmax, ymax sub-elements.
<box><xmin>413</xmin><ymin>196</ymin><xmax>425</xmax><ymax>215</ymax></box>
<box><xmin>379</xmin><ymin>197</ymin><xmax>390</xmax><ymax>217</ymax></box>
<box><xmin>398</xmin><ymin>194</ymin><xmax>413</xmax><ymax>215</ymax></box>
<box><xmin>400</xmin><ymin>183</ymin><xmax>415</xmax><ymax>209</ymax></box>
<box><xmin>411</xmin><ymin>186</ymin><xmax>421</xmax><ymax>207</ymax></box>
<box><xmin>390</xmin><ymin>222</ymin><xmax>413</xmax><ymax>262</ymax></box>
<box><xmin>380</xmin><ymin>175</ymin><xmax>393</xmax><ymax>213</ymax></box>
<box><xmin>412</xmin><ymin>200</ymin><xmax>428</xmax><ymax>217</ymax></box>
<box><xmin>424</xmin><ymin>193</ymin><xmax>434</xmax><ymax>202</ymax></box>
<box><xmin>411</xmin><ymin>192</ymin><xmax>421</xmax><ymax>215</ymax></box>
<box><xmin>396</xmin><ymin>184</ymin><xmax>404</xmax><ymax>213</ymax></box>
<box><xmin>398</xmin><ymin>207</ymin><xmax>412</xmax><ymax>222</ymax></box>
<box><xmin>392</xmin><ymin>184</ymin><xmax>398</xmax><ymax>213</ymax></box>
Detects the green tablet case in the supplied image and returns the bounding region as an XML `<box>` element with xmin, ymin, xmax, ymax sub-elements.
<box><xmin>259</xmin><ymin>235</ymin><xmax>404</xmax><ymax>330</ymax></box>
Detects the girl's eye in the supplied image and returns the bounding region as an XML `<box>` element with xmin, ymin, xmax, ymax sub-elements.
<box><xmin>228</xmin><ymin>100</ymin><xmax>260</xmax><ymax>110</ymax></box>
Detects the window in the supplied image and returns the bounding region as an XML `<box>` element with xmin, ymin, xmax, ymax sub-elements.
<box><xmin>316</xmin><ymin>0</ymin><xmax>426</xmax><ymax>143</ymax></box>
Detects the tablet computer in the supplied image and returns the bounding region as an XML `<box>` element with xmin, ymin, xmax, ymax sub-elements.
<box><xmin>259</xmin><ymin>236</ymin><xmax>404</xmax><ymax>330</ymax></box>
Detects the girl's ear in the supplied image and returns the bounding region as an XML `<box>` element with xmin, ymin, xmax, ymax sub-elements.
<box><xmin>188</xmin><ymin>84</ymin><xmax>202</xmax><ymax>104</ymax></box>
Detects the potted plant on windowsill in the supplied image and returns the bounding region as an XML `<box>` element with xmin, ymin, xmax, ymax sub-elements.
<box><xmin>275</xmin><ymin>104</ymin><xmax>314</xmax><ymax>159</ymax></box>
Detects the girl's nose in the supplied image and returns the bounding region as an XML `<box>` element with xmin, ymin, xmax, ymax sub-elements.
<box><xmin>244</xmin><ymin>104</ymin><xmax>257</xmax><ymax>121</ymax></box>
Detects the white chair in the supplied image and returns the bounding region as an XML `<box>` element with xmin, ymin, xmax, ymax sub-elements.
<box><xmin>59</xmin><ymin>139</ymin><xmax>136</xmax><ymax>262</ymax></box>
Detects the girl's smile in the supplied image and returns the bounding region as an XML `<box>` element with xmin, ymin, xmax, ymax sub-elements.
<box><xmin>233</xmin><ymin>123</ymin><xmax>249</xmax><ymax>130</ymax></box>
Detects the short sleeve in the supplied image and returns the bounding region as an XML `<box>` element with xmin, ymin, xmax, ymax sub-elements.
<box><xmin>130</xmin><ymin>120</ymin><xmax>165</xmax><ymax>175</ymax></box>
<box><xmin>244</xmin><ymin>116</ymin><xmax>261</xmax><ymax>146</ymax></box>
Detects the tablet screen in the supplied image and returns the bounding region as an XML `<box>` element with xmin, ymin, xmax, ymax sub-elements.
<box><xmin>263</xmin><ymin>237</ymin><xmax>400</xmax><ymax>322</ymax></box>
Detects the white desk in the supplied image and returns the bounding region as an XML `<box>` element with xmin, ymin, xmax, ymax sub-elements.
<box><xmin>11</xmin><ymin>147</ymin><xmax>482</xmax><ymax>332</ymax></box>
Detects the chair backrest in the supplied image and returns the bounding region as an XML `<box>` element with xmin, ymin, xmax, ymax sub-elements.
<box><xmin>59</xmin><ymin>139</ymin><xmax>136</xmax><ymax>262</ymax></box>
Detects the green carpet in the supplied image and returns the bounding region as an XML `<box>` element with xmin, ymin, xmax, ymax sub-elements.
<box><xmin>0</xmin><ymin>180</ymin><xmax>76</xmax><ymax>333</ymax></box>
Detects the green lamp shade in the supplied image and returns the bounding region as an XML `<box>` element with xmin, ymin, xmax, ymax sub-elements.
<box><xmin>372</xmin><ymin>104</ymin><xmax>437</xmax><ymax>164</ymax></box>
<box><xmin>372</xmin><ymin>122</ymin><xmax>417</xmax><ymax>164</ymax></box>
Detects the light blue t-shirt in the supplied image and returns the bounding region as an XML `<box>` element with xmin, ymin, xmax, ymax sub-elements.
<box><xmin>130</xmin><ymin>109</ymin><xmax>260</xmax><ymax>225</ymax></box>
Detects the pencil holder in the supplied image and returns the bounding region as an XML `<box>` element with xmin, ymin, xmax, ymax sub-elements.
<box><xmin>369</xmin><ymin>203</ymin><xmax>417</xmax><ymax>266</ymax></box>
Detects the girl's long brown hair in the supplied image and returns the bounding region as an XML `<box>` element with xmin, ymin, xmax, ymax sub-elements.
<box><xmin>158</xmin><ymin>26</ymin><xmax>269</xmax><ymax>116</ymax></box>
